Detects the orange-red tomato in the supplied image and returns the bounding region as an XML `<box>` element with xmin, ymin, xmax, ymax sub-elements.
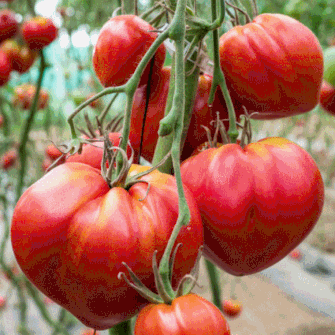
<box><xmin>219</xmin><ymin>14</ymin><xmax>323</xmax><ymax>119</ymax></box>
<box><xmin>45</xmin><ymin>144</ymin><xmax>63</xmax><ymax>161</ymax></box>
<box><xmin>320</xmin><ymin>80</ymin><xmax>335</xmax><ymax>116</ymax></box>
<box><xmin>13</xmin><ymin>84</ymin><xmax>49</xmax><ymax>110</ymax></box>
<box><xmin>1</xmin><ymin>150</ymin><xmax>17</xmax><ymax>169</ymax></box>
<box><xmin>11</xmin><ymin>164</ymin><xmax>203</xmax><ymax>330</ymax></box>
<box><xmin>134</xmin><ymin>294</ymin><xmax>231</xmax><ymax>335</ymax></box>
<box><xmin>0</xmin><ymin>10</ymin><xmax>18</xmax><ymax>43</ymax></box>
<box><xmin>181</xmin><ymin>138</ymin><xmax>324</xmax><ymax>276</ymax></box>
<box><xmin>93</xmin><ymin>15</ymin><xmax>166</xmax><ymax>87</ymax></box>
<box><xmin>222</xmin><ymin>299</ymin><xmax>242</xmax><ymax>318</ymax></box>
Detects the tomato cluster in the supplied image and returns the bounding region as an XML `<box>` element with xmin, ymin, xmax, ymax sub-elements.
<box><xmin>9</xmin><ymin>8</ymin><xmax>326</xmax><ymax>335</ymax></box>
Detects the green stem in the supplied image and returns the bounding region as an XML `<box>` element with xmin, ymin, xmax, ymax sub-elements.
<box><xmin>205</xmin><ymin>260</ymin><xmax>222</xmax><ymax>311</ymax></box>
<box><xmin>109</xmin><ymin>320</ymin><xmax>132</xmax><ymax>335</ymax></box>
<box><xmin>15</xmin><ymin>51</ymin><xmax>46</xmax><ymax>202</ymax></box>
<box><xmin>209</xmin><ymin>0</ymin><xmax>238</xmax><ymax>143</ymax></box>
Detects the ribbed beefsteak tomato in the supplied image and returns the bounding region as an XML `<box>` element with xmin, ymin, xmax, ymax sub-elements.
<box><xmin>134</xmin><ymin>294</ymin><xmax>231</xmax><ymax>335</ymax></box>
<box><xmin>11</xmin><ymin>163</ymin><xmax>203</xmax><ymax>330</ymax></box>
<box><xmin>219</xmin><ymin>14</ymin><xmax>323</xmax><ymax>119</ymax></box>
<box><xmin>180</xmin><ymin>138</ymin><xmax>324</xmax><ymax>276</ymax></box>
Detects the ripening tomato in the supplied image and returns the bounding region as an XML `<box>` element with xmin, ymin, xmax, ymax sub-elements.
<box><xmin>21</xmin><ymin>17</ymin><xmax>58</xmax><ymax>50</ymax></box>
<box><xmin>129</xmin><ymin>67</ymin><xmax>244</xmax><ymax>163</ymax></box>
<box><xmin>289</xmin><ymin>249</ymin><xmax>302</xmax><ymax>261</ymax></box>
<box><xmin>93</xmin><ymin>15</ymin><xmax>166</xmax><ymax>87</ymax></box>
<box><xmin>0</xmin><ymin>10</ymin><xmax>18</xmax><ymax>43</ymax></box>
<box><xmin>320</xmin><ymin>80</ymin><xmax>335</xmax><ymax>116</ymax></box>
<box><xmin>45</xmin><ymin>144</ymin><xmax>63</xmax><ymax>161</ymax></box>
<box><xmin>219</xmin><ymin>14</ymin><xmax>323</xmax><ymax>119</ymax></box>
<box><xmin>0</xmin><ymin>296</ymin><xmax>6</xmax><ymax>310</ymax></box>
<box><xmin>0</xmin><ymin>50</ymin><xmax>11</xmax><ymax>86</ymax></box>
<box><xmin>134</xmin><ymin>294</ymin><xmax>231</xmax><ymax>335</ymax></box>
<box><xmin>222</xmin><ymin>299</ymin><xmax>242</xmax><ymax>318</ymax></box>
<box><xmin>66</xmin><ymin>132</ymin><xmax>131</xmax><ymax>169</ymax></box>
<box><xmin>11</xmin><ymin>163</ymin><xmax>203</xmax><ymax>330</ymax></box>
<box><xmin>13</xmin><ymin>45</ymin><xmax>37</xmax><ymax>73</ymax></box>
<box><xmin>181</xmin><ymin>137</ymin><xmax>324</xmax><ymax>276</ymax></box>
<box><xmin>1</xmin><ymin>149</ymin><xmax>17</xmax><ymax>169</ymax></box>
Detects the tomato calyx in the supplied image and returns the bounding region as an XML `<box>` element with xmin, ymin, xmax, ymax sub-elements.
<box><xmin>118</xmin><ymin>245</ymin><xmax>203</xmax><ymax>305</ymax></box>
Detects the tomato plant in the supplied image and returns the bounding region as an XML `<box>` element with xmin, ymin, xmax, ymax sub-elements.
<box><xmin>219</xmin><ymin>14</ymin><xmax>323</xmax><ymax>119</ymax></box>
<box><xmin>21</xmin><ymin>17</ymin><xmax>58</xmax><ymax>50</ymax></box>
<box><xmin>320</xmin><ymin>80</ymin><xmax>335</xmax><ymax>116</ymax></box>
<box><xmin>93</xmin><ymin>15</ymin><xmax>166</xmax><ymax>87</ymax></box>
<box><xmin>180</xmin><ymin>137</ymin><xmax>324</xmax><ymax>276</ymax></box>
<box><xmin>222</xmin><ymin>299</ymin><xmax>242</xmax><ymax>318</ymax></box>
<box><xmin>11</xmin><ymin>163</ymin><xmax>203</xmax><ymax>330</ymax></box>
<box><xmin>0</xmin><ymin>9</ymin><xmax>18</xmax><ymax>43</ymax></box>
<box><xmin>134</xmin><ymin>294</ymin><xmax>231</xmax><ymax>335</ymax></box>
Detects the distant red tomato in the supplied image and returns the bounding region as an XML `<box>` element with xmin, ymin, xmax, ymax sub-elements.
<box><xmin>21</xmin><ymin>17</ymin><xmax>58</xmax><ymax>50</ymax></box>
<box><xmin>0</xmin><ymin>10</ymin><xmax>18</xmax><ymax>43</ymax></box>
<box><xmin>81</xmin><ymin>330</ymin><xmax>100</xmax><ymax>335</ymax></box>
<box><xmin>93</xmin><ymin>15</ymin><xmax>166</xmax><ymax>87</ymax></box>
<box><xmin>289</xmin><ymin>249</ymin><xmax>302</xmax><ymax>261</ymax></box>
<box><xmin>320</xmin><ymin>80</ymin><xmax>335</xmax><ymax>116</ymax></box>
<box><xmin>219</xmin><ymin>14</ymin><xmax>323</xmax><ymax>119</ymax></box>
<box><xmin>13</xmin><ymin>84</ymin><xmax>49</xmax><ymax>110</ymax></box>
<box><xmin>45</xmin><ymin>144</ymin><xmax>63</xmax><ymax>161</ymax></box>
<box><xmin>222</xmin><ymin>299</ymin><xmax>242</xmax><ymax>318</ymax></box>
<box><xmin>42</xmin><ymin>158</ymin><xmax>52</xmax><ymax>171</ymax></box>
<box><xmin>0</xmin><ymin>115</ymin><xmax>3</xmax><ymax>127</ymax></box>
<box><xmin>0</xmin><ymin>296</ymin><xmax>6</xmax><ymax>310</ymax></box>
<box><xmin>1</xmin><ymin>150</ymin><xmax>17</xmax><ymax>169</ymax></box>
<box><xmin>181</xmin><ymin>137</ymin><xmax>324</xmax><ymax>276</ymax></box>
<box><xmin>134</xmin><ymin>294</ymin><xmax>231</xmax><ymax>335</ymax></box>
<box><xmin>13</xmin><ymin>46</ymin><xmax>37</xmax><ymax>73</ymax></box>
<box><xmin>0</xmin><ymin>50</ymin><xmax>11</xmax><ymax>86</ymax></box>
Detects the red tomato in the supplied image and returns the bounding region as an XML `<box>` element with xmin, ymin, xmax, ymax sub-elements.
<box><xmin>0</xmin><ymin>50</ymin><xmax>11</xmax><ymax>86</ymax></box>
<box><xmin>42</xmin><ymin>158</ymin><xmax>52</xmax><ymax>171</ymax></box>
<box><xmin>0</xmin><ymin>296</ymin><xmax>6</xmax><ymax>310</ymax></box>
<box><xmin>92</xmin><ymin>15</ymin><xmax>166</xmax><ymax>87</ymax></box>
<box><xmin>0</xmin><ymin>115</ymin><xmax>3</xmax><ymax>127</ymax></box>
<box><xmin>13</xmin><ymin>46</ymin><xmax>37</xmax><ymax>74</ymax></box>
<box><xmin>0</xmin><ymin>10</ymin><xmax>18</xmax><ymax>43</ymax></box>
<box><xmin>134</xmin><ymin>294</ymin><xmax>231</xmax><ymax>335</ymax></box>
<box><xmin>320</xmin><ymin>80</ymin><xmax>335</xmax><ymax>116</ymax></box>
<box><xmin>13</xmin><ymin>84</ymin><xmax>49</xmax><ymax>110</ymax></box>
<box><xmin>180</xmin><ymin>137</ymin><xmax>324</xmax><ymax>276</ymax></box>
<box><xmin>219</xmin><ymin>14</ymin><xmax>323</xmax><ymax>119</ymax></box>
<box><xmin>66</xmin><ymin>132</ymin><xmax>131</xmax><ymax>169</ymax></box>
<box><xmin>289</xmin><ymin>249</ymin><xmax>302</xmax><ymax>261</ymax></box>
<box><xmin>21</xmin><ymin>17</ymin><xmax>58</xmax><ymax>50</ymax></box>
<box><xmin>45</xmin><ymin>144</ymin><xmax>63</xmax><ymax>161</ymax></box>
<box><xmin>11</xmin><ymin>163</ymin><xmax>203</xmax><ymax>330</ymax></box>
<box><xmin>129</xmin><ymin>67</ymin><xmax>244</xmax><ymax>163</ymax></box>
<box><xmin>222</xmin><ymin>299</ymin><xmax>242</xmax><ymax>318</ymax></box>
<box><xmin>1</xmin><ymin>149</ymin><xmax>17</xmax><ymax>169</ymax></box>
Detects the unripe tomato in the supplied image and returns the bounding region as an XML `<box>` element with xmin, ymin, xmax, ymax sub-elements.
<box><xmin>21</xmin><ymin>17</ymin><xmax>58</xmax><ymax>50</ymax></box>
<box><xmin>11</xmin><ymin>163</ymin><xmax>203</xmax><ymax>330</ymax></box>
<box><xmin>93</xmin><ymin>15</ymin><xmax>166</xmax><ymax>87</ymax></box>
<box><xmin>181</xmin><ymin>138</ymin><xmax>324</xmax><ymax>276</ymax></box>
<box><xmin>0</xmin><ymin>10</ymin><xmax>18</xmax><ymax>43</ymax></box>
<box><xmin>324</xmin><ymin>47</ymin><xmax>335</xmax><ymax>88</ymax></box>
<box><xmin>219</xmin><ymin>14</ymin><xmax>323</xmax><ymax>119</ymax></box>
<box><xmin>320</xmin><ymin>80</ymin><xmax>335</xmax><ymax>116</ymax></box>
<box><xmin>134</xmin><ymin>294</ymin><xmax>231</xmax><ymax>335</ymax></box>
<box><xmin>0</xmin><ymin>50</ymin><xmax>11</xmax><ymax>86</ymax></box>
<box><xmin>1</xmin><ymin>149</ymin><xmax>17</xmax><ymax>169</ymax></box>
<box><xmin>222</xmin><ymin>299</ymin><xmax>242</xmax><ymax>318</ymax></box>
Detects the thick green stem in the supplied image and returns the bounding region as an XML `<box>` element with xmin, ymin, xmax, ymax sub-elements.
<box><xmin>205</xmin><ymin>259</ymin><xmax>222</xmax><ymax>311</ymax></box>
<box><xmin>109</xmin><ymin>320</ymin><xmax>132</xmax><ymax>335</ymax></box>
<box><xmin>15</xmin><ymin>51</ymin><xmax>46</xmax><ymax>202</ymax></box>
<box><xmin>209</xmin><ymin>0</ymin><xmax>239</xmax><ymax>143</ymax></box>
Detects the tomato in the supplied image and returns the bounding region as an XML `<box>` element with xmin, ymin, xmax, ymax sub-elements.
<box><xmin>13</xmin><ymin>84</ymin><xmax>49</xmax><ymax>110</ymax></box>
<box><xmin>320</xmin><ymin>80</ymin><xmax>335</xmax><ymax>116</ymax></box>
<box><xmin>222</xmin><ymin>299</ymin><xmax>242</xmax><ymax>318</ymax></box>
<box><xmin>0</xmin><ymin>296</ymin><xmax>6</xmax><ymax>310</ymax></box>
<box><xmin>45</xmin><ymin>144</ymin><xmax>63</xmax><ymax>161</ymax></box>
<box><xmin>11</xmin><ymin>163</ymin><xmax>203</xmax><ymax>330</ymax></box>
<box><xmin>1</xmin><ymin>149</ymin><xmax>17</xmax><ymax>169</ymax></box>
<box><xmin>134</xmin><ymin>294</ymin><xmax>231</xmax><ymax>335</ymax></box>
<box><xmin>66</xmin><ymin>132</ymin><xmax>131</xmax><ymax>169</ymax></box>
<box><xmin>92</xmin><ymin>15</ymin><xmax>166</xmax><ymax>87</ymax></box>
<box><xmin>0</xmin><ymin>115</ymin><xmax>3</xmax><ymax>127</ymax></box>
<box><xmin>289</xmin><ymin>249</ymin><xmax>302</xmax><ymax>261</ymax></box>
<box><xmin>180</xmin><ymin>137</ymin><xmax>324</xmax><ymax>276</ymax></box>
<box><xmin>0</xmin><ymin>50</ymin><xmax>11</xmax><ymax>86</ymax></box>
<box><xmin>21</xmin><ymin>17</ymin><xmax>58</xmax><ymax>50</ymax></box>
<box><xmin>219</xmin><ymin>14</ymin><xmax>323</xmax><ymax>119</ymax></box>
<box><xmin>129</xmin><ymin>67</ymin><xmax>244</xmax><ymax>163</ymax></box>
<box><xmin>86</xmin><ymin>93</ymin><xmax>101</xmax><ymax>109</ymax></box>
<box><xmin>13</xmin><ymin>45</ymin><xmax>37</xmax><ymax>74</ymax></box>
<box><xmin>0</xmin><ymin>10</ymin><xmax>18</xmax><ymax>43</ymax></box>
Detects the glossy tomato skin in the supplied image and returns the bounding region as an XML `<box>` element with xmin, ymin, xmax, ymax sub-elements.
<box><xmin>320</xmin><ymin>80</ymin><xmax>335</xmax><ymax>116</ymax></box>
<box><xmin>219</xmin><ymin>14</ymin><xmax>323</xmax><ymax>119</ymax></box>
<box><xmin>129</xmin><ymin>67</ymin><xmax>244</xmax><ymax>163</ymax></box>
<box><xmin>11</xmin><ymin>163</ymin><xmax>203</xmax><ymax>330</ymax></box>
<box><xmin>181</xmin><ymin>138</ymin><xmax>324</xmax><ymax>276</ymax></box>
<box><xmin>93</xmin><ymin>15</ymin><xmax>166</xmax><ymax>87</ymax></box>
<box><xmin>21</xmin><ymin>17</ymin><xmax>58</xmax><ymax>50</ymax></box>
<box><xmin>134</xmin><ymin>294</ymin><xmax>231</xmax><ymax>335</ymax></box>
<box><xmin>0</xmin><ymin>50</ymin><xmax>11</xmax><ymax>86</ymax></box>
<box><xmin>0</xmin><ymin>10</ymin><xmax>18</xmax><ymax>43</ymax></box>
